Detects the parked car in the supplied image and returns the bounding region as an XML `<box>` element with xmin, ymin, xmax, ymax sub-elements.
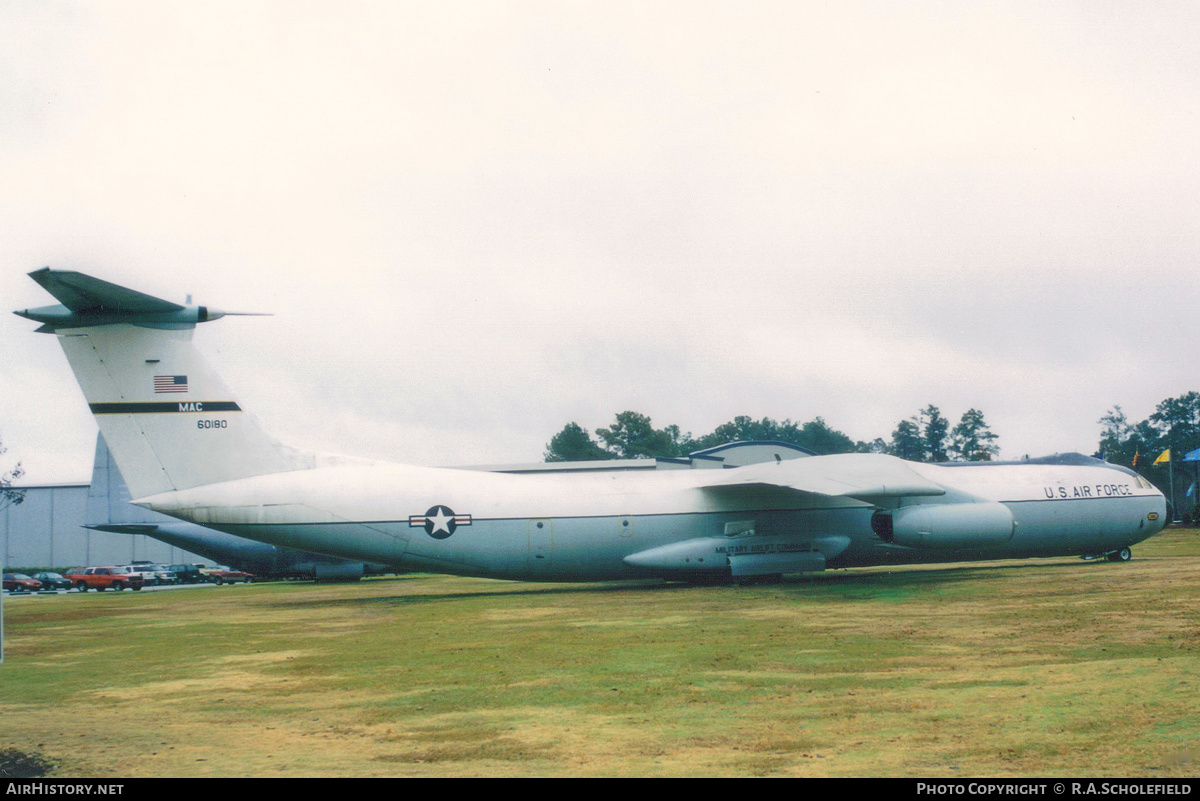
<box><xmin>169</xmin><ymin>564</ymin><xmax>206</xmax><ymax>584</ymax></box>
<box><xmin>144</xmin><ymin>564</ymin><xmax>179</xmax><ymax>585</ymax></box>
<box><xmin>122</xmin><ymin>565</ymin><xmax>159</xmax><ymax>585</ymax></box>
<box><xmin>31</xmin><ymin>571</ymin><xmax>74</xmax><ymax>591</ymax></box>
<box><xmin>3</xmin><ymin>573</ymin><xmax>43</xmax><ymax>592</ymax></box>
<box><xmin>64</xmin><ymin>566</ymin><xmax>145</xmax><ymax>592</ymax></box>
<box><xmin>202</xmin><ymin>567</ymin><xmax>254</xmax><ymax>585</ymax></box>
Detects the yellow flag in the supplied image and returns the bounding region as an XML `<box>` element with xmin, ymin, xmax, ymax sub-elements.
<box><xmin>1154</xmin><ymin>449</ymin><xmax>1171</xmax><ymax>465</ymax></box>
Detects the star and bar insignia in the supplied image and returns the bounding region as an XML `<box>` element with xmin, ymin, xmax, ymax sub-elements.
<box><xmin>409</xmin><ymin>505</ymin><xmax>472</xmax><ymax>539</ymax></box>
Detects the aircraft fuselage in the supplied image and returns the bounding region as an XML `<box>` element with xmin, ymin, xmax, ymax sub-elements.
<box><xmin>138</xmin><ymin>458</ymin><xmax>1166</xmax><ymax>582</ymax></box>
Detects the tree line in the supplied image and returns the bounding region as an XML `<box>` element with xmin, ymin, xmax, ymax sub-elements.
<box><xmin>1098</xmin><ymin>393</ymin><xmax>1200</xmax><ymax>467</ymax></box>
<box><xmin>546</xmin><ymin>391</ymin><xmax>1200</xmax><ymax>515</ymax></box>
<box><xmin>0</xmin><ymin>434</ymin><xmax>24</xmax><ymax>512</ymax></box>
<box><xmin>545</xmin><ymin>405</ymin><xmax>1000</xmax><ymax>463</ymax></box>
<box><xmin>1098</xmin><ymin>392</ymin><xmax>1200</xmax><ymax>514</ymax></box>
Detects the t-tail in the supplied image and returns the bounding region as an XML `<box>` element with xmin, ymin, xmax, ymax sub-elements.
<box><xmin>16</xmin><ymin>268</ymin><xmax>307</xmax><ymax>498</ymax></box>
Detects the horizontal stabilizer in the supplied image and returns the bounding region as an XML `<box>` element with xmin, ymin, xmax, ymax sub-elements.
<box><xmin>84</xmin><ymin>523</ymin><xmax>162</xmax><ymax>535</ymax></box>
<box><xmin>15</xmin><ymin>268</ymin><xmax>266</xmax><ymax>331</ymax></box>
<box><xmin>28</xmin><ymin>268</ymin><xmax>183</xmax><ymax>314</ymax></box>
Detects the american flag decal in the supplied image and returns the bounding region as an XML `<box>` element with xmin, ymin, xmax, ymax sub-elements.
<box><xmin>153</xmin><ymin>375</ymin><xmax>188</xmax><ymax>393</ymax></box>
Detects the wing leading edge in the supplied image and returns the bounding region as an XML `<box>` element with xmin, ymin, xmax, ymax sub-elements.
<box><xmin>697</xmin><ymin>452</ymin><xmax>947</xmax><ymax>503</ymax></box>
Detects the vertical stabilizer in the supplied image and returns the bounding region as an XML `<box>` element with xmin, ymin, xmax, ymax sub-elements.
<box><xmin>19</xmin><ymin>270</ymin><xmax>300</xmax><ymax>498</ymax></box>
<box><xmin>58</xmin><ymin>323</ymin><xmax>296</xmax><ymax>497</ymax></box>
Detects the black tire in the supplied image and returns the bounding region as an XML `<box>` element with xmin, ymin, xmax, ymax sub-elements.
<box><xmin>75</xmin><ymin>582</ymin><xmax>87</xmax><ymax>592</ymax></box>
<box><xmin>1109</xmin><ymin>547</ymin><xmax>1133</xmax><ymax>562</ymax></box>
<box><xmin>111</xmin><ymin>582</ymin><xmax>124</xmax><ymax>592</ymax></box>
<box><xmin>131</xmin><ymin>584</ymin><xmax>142</xmax><ymax>591</ymax></box>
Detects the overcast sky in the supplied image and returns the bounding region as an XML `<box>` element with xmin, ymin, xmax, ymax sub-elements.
<box><xmin>2</xmin><ymin>1</ymin><xmax>1198</xmax><ymax>484</ymax></box>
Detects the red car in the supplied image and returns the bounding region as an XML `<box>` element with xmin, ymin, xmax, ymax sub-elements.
<box><xmin>64</xmin><ymin>566</ymin><xmax>145</xmax><ymax>592</ymax></box>
<box><xmin>3</xmin><ymin>573</ymin><xmax>43</xmax><ymax>592</ymax></box>
<box><xmin>203</xmin><ymin>568</ymin><xmax>254</xmax><ymax>585</ymax></box>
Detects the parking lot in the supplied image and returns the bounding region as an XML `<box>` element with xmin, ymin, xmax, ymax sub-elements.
<box><xmin>1</xmin><ymin>581</ymin><xmax>249</xmax><ymax>598</ymax></box>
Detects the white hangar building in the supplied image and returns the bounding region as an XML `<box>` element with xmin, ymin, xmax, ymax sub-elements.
<box><xmin>2</xmin><ymin>482</ymin><xmax>212</xmax><ymax>569</ymax></box>
<box><xmin>2</xmin><ymin>438</ymin><xmax>213</xmax><ymax>570</ymax></box>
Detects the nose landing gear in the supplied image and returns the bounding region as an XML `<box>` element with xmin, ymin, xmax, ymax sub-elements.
<box><xmin>1106</xmin><ymin>546</ymin><xmax>1133</xmax><ymax>562</ymax></box>
<box><xmin>1081</xmin><ymin>546</ymin><xmax>1133</xmax><ymax>562</ymax></box>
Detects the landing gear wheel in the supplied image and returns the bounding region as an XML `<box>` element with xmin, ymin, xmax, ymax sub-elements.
<box><xmin>1107</xmin><ymin>547</ymin><xmax>1132</xmax><ymax>562</ymax></box>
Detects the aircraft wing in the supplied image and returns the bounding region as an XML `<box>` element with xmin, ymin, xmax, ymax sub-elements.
<box><xmin>28</xmin><ymin>268</ymin><xmax>184</xmax><ymax>314</ymax></box>
<box><xmin>697</xmin><ymin>453</ymin><xmax>946</xmax><ymax>503</ymax></box>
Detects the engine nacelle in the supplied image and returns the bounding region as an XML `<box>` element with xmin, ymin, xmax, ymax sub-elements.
<box><xmin>872</xmin><ymin>502</ymin><xmax>1015</xmax><ymax>549</ymax></box>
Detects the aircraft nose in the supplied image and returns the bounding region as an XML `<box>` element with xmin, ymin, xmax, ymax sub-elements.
<box><xmin>1140</xmin><ymin>489</ymin><xmax>1169</xmax><ymax>540</ymax></box>
<box><xmin>1153</xmin><ymin>492</ymin><xmax>1168</xmax><ymax>528</ymax></box>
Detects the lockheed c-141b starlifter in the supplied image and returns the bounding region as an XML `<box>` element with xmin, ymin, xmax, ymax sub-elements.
<box><xmin>16</xmin><ymin>269</ymin><xmax>1166</xmax><ymax>583</ymax></box>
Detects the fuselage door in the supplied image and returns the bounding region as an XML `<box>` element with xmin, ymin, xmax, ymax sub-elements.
<box><xmin>528</xmin><ymin>519</ymin><xmax>553</xmax><ymax>571</ymax></box>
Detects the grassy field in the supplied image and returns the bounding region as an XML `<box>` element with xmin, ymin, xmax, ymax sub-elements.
<box><xmin>2</xmin><ymin>528</ymin><xmax>1198</xmax><ymax>778</ymax></box>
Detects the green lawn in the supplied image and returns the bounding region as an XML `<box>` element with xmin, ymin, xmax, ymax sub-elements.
<box><xmin>2</xmin><ymin>528</ymin><xmax>1198</xmax><ymax>777</ymax></box>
